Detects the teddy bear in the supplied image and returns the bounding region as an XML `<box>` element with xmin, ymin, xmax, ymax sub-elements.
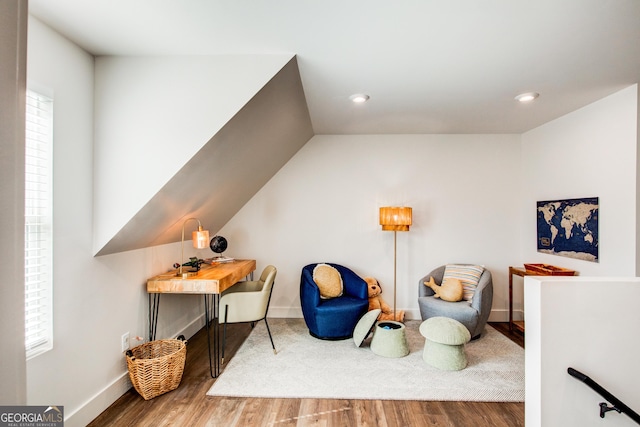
<box><xmin>423</xmin><ymin>276</ymin><xmax>464</xmax><ymax>302</ymax></box>
<box><xmin>364</xmin><ymin>277</ymin><xmax>405</xmax><ymax>322</ymax></box>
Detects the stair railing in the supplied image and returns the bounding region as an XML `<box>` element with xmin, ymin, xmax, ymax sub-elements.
<box><xmin>568</xmin><ymin>367</ymin><xmax>640</xmax><ymax>425</ymax></box>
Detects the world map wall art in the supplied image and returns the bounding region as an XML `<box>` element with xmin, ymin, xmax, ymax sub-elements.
<box><xmin>536</xmin><ymin>197</ymin><xmax>599</xmax><ymax>262</ymax></box>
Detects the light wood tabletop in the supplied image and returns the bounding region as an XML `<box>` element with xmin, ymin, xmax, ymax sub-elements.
<box><xmin>147</xmin><ymin>259</ymin><xmax>256</xmax><ymax>295</ymax></box>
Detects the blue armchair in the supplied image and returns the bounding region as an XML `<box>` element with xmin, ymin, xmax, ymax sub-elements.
<box><xmin>300</xmin><ymin>263</ymin><xmax>369</xmax><ymax>340</ymax></box>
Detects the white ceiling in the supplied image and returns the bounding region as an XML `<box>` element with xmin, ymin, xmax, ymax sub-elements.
<box><xmin>29</xmin><ymin>0</ymin><xmax>640</xmax><ymax>134</ymax></box>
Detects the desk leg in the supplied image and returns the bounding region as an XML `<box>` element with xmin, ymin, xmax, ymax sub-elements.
<box><xmin>204</xmin><ymin>294</ymin><xmax>221</xmax><ymax>378</ymax></box>
<box><xmin>148</xmin><ymin>292</ymin><xmax>223</xmax><ymax>377</ymax></box>
<box><xmin>214</xmin><ymin>294</ymin><xmax>219</xmax><ymax>376</ymax></box>
<box><xmin>149</xmin><ymin>294</ymin><xmax>160</xmax><ymax>341</ymax></box>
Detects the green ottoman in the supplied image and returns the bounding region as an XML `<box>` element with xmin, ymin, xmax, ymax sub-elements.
<box><xmin>419</xmin><ymin>317</ymin><xmax>471</xmax><ymax>370</ymax></box>
<box><xmin>370</xmin><ymin>321</ymin><xmax>409</xmax><ymax>358</ymax></box>
<box><xmin>353</xmin><ymin>309</ymin><xmax>409</xmax><ymax>358</ymax></box>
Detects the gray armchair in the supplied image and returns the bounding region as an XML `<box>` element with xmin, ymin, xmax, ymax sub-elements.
<box><xmin>418</xmin><ymin>265</ymin><xmax>493</xmax><ymax>340</ymax></box>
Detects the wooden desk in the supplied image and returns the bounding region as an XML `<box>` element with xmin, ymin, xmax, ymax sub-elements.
<box><xmin>508</xmin><ymin>266</ymin><xmax>543</xmax><ymax>333</ymax></box>
<box><xmin>147</xmin><ymin>259</ymin><xmax>256</xmax><ymax>377</ymax></box>
<box><xmin>147</xmin><ymin>259</ymin><xmax>256</xmax><ymax>294</ymax></box>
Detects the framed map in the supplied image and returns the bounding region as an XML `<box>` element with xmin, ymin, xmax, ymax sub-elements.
<box><xmin>536</xmin><ymin>197</ymin><xmax>599</xmax><ymax>262</ymax></box>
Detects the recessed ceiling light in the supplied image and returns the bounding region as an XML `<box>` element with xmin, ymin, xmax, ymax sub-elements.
<box><xmin>515</xmin><ymin>92</ymin><xmax>539</xmax><ymax>103</ymax></box>
<box><xmin>349</xmin><ymin>93</ymin><xmax>370</xmax><ymax>103</ymax></box>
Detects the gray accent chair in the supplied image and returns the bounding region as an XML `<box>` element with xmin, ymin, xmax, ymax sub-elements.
<box><xmin>418</xmin><ymin>265</ymin><xmax>493</xmax><ymax>340</ymax></box>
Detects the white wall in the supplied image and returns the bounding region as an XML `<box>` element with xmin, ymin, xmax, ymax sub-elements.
<box><xmin>93</xmin><ymin>54</ymin><xmax>293</xmax><ymax>254</ymax></box>
<box><xmin>219</xmin><ymin>134</ymin><xmax>523</xmax><ymax>320</ymax></box>
<box><xmin>26</xmin><ymin>18</ymin><xmax>210</xmax><ymax>427</ymax></box>
<box><xmin>525</xmin><ymin>277</ymin><xmax>640</xmax><ymax>427</ymax></box>
<box><xmin>512</xmin><ymin>86</ymin><xmax>639</xmax><ymax>320</ymax></box>
<box><xmin>521</xmin><ymin>85</ymin><xmax>638</xmax><ymax>275</ymax></box>
<box><xmin>636</xmin><ymin>87</ymin><xmax>640</xmax><ymax>276</ymax></box>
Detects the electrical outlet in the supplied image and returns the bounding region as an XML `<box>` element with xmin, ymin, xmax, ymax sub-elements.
<box><xmin>121</xmin><ymin>332</ymin><xmax>130</xmax><ymax>352</ymax></box>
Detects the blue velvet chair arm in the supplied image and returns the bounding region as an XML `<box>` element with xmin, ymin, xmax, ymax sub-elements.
<box><xmin>300</xmin><ymin>265</ymin><xmax>321</xmax><ymax>334</ymax></box>
<box><xmin>300</xmin><ymin>265</ymin><xmax>321</xmax><ymax>306</ymax></box>
<box><xmin>329</xmin><ymin>263</ymin><xmax>368</xmax><ymax>299</ymax></box>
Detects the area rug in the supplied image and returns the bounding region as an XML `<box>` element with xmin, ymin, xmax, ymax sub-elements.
<box><xmin>207</xmin><ymin>318</ymin><xmax>524</xmax><ymax>402</ymax></box>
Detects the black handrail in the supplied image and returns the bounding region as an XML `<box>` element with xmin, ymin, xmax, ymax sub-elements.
<box><xmin>568</xmin><ymin>367</ymin><xmax>640</xmax><ymax>425</ymax></box>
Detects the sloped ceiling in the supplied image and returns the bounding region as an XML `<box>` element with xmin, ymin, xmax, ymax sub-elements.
<box><xmin>95</xmin><ymin>56</ymin><xmax>313</xmax><ymax>256</ymax></box>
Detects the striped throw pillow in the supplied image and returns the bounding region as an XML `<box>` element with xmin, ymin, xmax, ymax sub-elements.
<box><xmin>442</xmin><ymin>264</ymin><xmax>484</xmax><ymax>302</ymax></box>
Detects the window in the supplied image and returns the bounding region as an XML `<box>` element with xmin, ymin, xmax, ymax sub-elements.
<box><xmin>24</xmin><ymin>89</ymin><xmax>53</xmax><ymax>359</ymax></box>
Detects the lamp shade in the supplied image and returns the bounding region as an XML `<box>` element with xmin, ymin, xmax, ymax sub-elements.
<box><xmin>192</xmin><ymin>227</ymin><xmax>210</xmax><ymax>249</ymax></box>
<box><xmin>379</xmin><ymin>207</ymin><xmax>412</xmax><ymax>231</ymax></box>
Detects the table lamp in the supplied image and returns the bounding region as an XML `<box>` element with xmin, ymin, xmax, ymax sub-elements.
<box><xmin>178</xmin><ymin>217</ymin><xmax>209</xmax><ymax>277</ymax></box>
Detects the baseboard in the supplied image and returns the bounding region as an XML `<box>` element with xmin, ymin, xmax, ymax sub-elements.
<box><xmin>489</xmin><ymin>309</ymin><xmax>523</xmax><ymax>323</ymax></box>
<box><xmin>64</xmin><ymin>314</ymin><xmax>206</xmax><ymax>427</ymax></box>
<box><xmin>268</xmin><ymin>306</ymin><xmax>303</xmax><ymax>318</ymax></box>
<box><xmin>178</xmin><ymin>313</ymin><xmax>207</xmax><ymax>341</ymax></box>
<box><xmin>268</xmin><ymin>307</ymin><xmax>519</xmax><ymax>323</ymax></box>
<box><xmin>63</xmin><ymin>371</ymin><xmax>132</xmax><ymax>427</ymax></box>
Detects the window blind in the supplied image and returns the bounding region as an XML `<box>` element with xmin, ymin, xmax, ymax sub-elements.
<box><xmin>25</xmin><ymin>90</ymin><xmax>53</xmax><ymax>359</ymax></box>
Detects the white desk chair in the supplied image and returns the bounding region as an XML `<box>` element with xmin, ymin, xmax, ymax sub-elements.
<box><xmin>219</xmin><ymin>265</ymin><xmax>277</xmax><ymax>363</ymax></box>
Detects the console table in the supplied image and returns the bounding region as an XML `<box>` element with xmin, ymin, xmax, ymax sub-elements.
<box><xmin>147</xmin><ymin>259</ymin><xmax>256</xmax><ymax>377</ymax></box>
<box><xmin>509</xmin><ymin>265</ymin><xmax>577</xmax><ymax>333</ymax></box>
<box><xmin>508</xmin><ymin>266</ymin><xmax>542</xmax><ymax>333</ymax></box>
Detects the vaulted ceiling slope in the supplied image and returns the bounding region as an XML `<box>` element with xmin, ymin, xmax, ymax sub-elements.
<box><xmin>95</xmin><ymin>57</ymin><xmax>313</xmax><ymax>256</ymax></box>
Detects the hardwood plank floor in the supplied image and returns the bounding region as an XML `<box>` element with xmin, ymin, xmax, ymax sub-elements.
<box><xmin>88</xmin><ymin>322</ymin><xmax>524</xmax><ymax>427</ymax></box>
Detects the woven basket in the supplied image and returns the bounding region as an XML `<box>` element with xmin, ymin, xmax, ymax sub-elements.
<box><xmin>126</xmin><ymin>336</ymin><xmax>187</xmax><ymax>400</ymax></box>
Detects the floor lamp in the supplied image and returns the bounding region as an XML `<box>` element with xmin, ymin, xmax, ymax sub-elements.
<box><xmin>379</xmin><ymin>206</ymin><xmax>412</xmax><ymax>321</ymax></box>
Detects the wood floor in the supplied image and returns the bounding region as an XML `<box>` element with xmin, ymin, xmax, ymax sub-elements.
<box><xmin>88</xmin><ymin>322</ymin><xmax>525</xmax><ymax>427</ymax></box>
